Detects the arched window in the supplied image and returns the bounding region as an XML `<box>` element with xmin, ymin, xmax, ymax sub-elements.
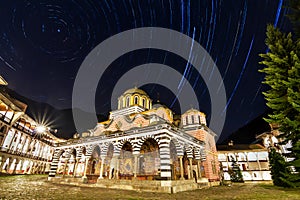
<box><xmin>126</xmin><ymin>96</ymin><xmax>130</xmax><ymax>107</ymax></box>
<box><xmin>186</xmin><ymin>116</ymin><xmax>189</xmax><ymax>125</ymax></box>
<box><xmin>123</xmin><ymin>98</ymin><xmax>126</xmax><ymax>108</ymax></box>
<box><xmin>142</xmin><ymin>98</ymin><xmax>146</xmax><ymax>107</ymax></box>
<box><xmin>191</xmin><ymin>115</ymin><xmax>194</xmax><ymax>124</ymax></box>
<box><xmin>134</xmin><ymin>96</ymin><xmax>139</xmax><ymax>105</ymax></box>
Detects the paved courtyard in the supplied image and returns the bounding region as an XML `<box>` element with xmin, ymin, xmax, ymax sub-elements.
<box><xmin>0</xmin><ymin>175</ymin><xmax>300</xmax><ymax>200</ymax></box>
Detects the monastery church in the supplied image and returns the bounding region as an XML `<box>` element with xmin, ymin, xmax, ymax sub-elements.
<box><xmin>48</xmin><ymin>87</ymin><xmax>220</xmax><ymax>193</ymax></box>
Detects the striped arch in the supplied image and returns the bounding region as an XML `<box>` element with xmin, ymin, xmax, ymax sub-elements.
<box><xmin>67</xmin><ymin>148</ymin><xmax>77</xmax><ymax>161</ymax></box>
<box><xmin>194</xmin><ymin>148</ymin><xmax>201</xmax><ymax>160</ymax></box>
<box><xmin>75</xmin><ymin>146</ymin><xmax>83</xmax><ymax>160</ymax></box>
<box><xmin>101</xmin><ymin>142</ymin><xmax>115</xmax><ymax>157</ymax></box>
<box><xmin>62</xmin><ymin>149</ymin><xmax>72</xmax><ymax>160</ymax></box>
<box><xmin>54</xmin><ymin>148</ymin><xmax>65</xmax><ymax>158</ymax></box>
<box><xmin>185</xmin><ymin>145</ymin><xmax>194</xmax><ymax>158</ymax></box>
<box><xmin>84</xmin><ymin>145</ymin><xmax>95</xmax><ymax>158</ymax></box>
<box><xmin>170</xmin><ymin>138</ymin><xmax>184</xmax><ymax>156</ymax></box>
<box><xmin>134</xmin><ymin>135</ymin><xmax>161</xmax><ymax>152</ymax></box>
<box><xmin>114</xmin><ymin>139</ymin><xmax>133</xmax><ymax>156</ymax></box>
<box><xmin>100</xmin><ymin>142</ymin><xmax>109</xmax><ymax>156</ymax></box>
<box><xmin>88</xmin><ymin>143</ymin><xmax>102</xmax><ymax>157</ymax></box>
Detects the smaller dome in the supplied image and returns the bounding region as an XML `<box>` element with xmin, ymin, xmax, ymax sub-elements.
<box><xmin>123</xmin><ymin>87</ymin><xmax>148</xmax><ymax>96</ymax></box>
<box><xmin>182</xmin><ymin>108</ymin><xmax>207</xmax><ymax>126</ymax></box>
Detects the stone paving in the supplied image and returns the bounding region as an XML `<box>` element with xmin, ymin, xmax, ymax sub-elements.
<box><xmin>1</xmin><ymin>175</ymin><xmax>300</xmax><ymax>200</ymax></box>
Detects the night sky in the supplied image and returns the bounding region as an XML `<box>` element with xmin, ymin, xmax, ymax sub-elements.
<box><xmin>0</xmin><ymin>0</ymin><xmax>293</xmax><ymax>142</ymax></box>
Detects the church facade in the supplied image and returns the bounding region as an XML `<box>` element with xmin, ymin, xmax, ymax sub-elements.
<box><xmin>48</xmin><ymin>88</ymin><xmax>219</xmax><ymax>193</ymax></box>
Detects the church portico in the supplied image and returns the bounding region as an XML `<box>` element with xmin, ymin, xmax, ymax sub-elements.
<box><xmin>49</xmin><ymin>123</ymin><xmax>205</xmax><ymax>181</ymax></box>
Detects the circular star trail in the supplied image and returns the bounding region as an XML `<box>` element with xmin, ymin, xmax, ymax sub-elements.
<box><xmin>0</xmin><ymin>0</ymin><xmax>293</xmax><ymax>141</ymax></box>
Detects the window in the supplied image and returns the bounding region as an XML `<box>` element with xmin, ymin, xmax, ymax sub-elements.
<box><xmin>126</xmin><ymin>96</ymin><xmax>130</xmax><ymax>107</ymax></box>
<box><xmin>191</xmin><ymin>115</ymin><xmax>194</xmax><ymax>124</ymax></box>
<box><xmin>142</xmin><ymin>98</ymin><xmax>145</xmax><ymax>107</ymax></box>
<box><xmin>134</xmin><ymin>96</ymin><xmax>139</xmax><ymax>105</ymax></box>
<box><xmin>186</xmin><ymin>116</ymin><xmax>189</xmax><ymax>125</ymax></box>
<box><xmin>123</xmin><ymin>98</ymin><xmax>126</xmax><ymax>107</ymax></box>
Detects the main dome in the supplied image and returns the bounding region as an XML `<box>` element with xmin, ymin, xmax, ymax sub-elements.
<box><xmin>117</xmin><ymin>87</ymin><xmax>152</xmax><ymax>110</ymax></box>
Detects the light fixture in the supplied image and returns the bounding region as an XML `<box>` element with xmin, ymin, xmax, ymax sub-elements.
<box><xmin>35</xmin><ymin>125</ymin><xmax>46</xmax><ymax>133</ymax></box>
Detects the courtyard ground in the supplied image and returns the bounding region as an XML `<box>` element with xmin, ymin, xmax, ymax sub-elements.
<box><xmin>0</xmin><ymin>175</ymin><xmax>299</xmax><ymax>200</ymax></box>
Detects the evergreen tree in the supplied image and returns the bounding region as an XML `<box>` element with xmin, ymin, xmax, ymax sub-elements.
<box><xmin>259</xmin><ymin>25</ymin><xmax>300</xmax><ymax>187</ymax></box>
<box><xmin>229</xmin><ymin>156</ymin><xmax>244</xmax><ymax>183</ymax></box>
<box><xmin>268</xmin><ymin>148</ymin><xmax>290</xmax><ymax>187</ymax></box>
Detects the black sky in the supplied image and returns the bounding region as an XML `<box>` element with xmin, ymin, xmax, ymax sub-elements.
<box><xmin>0</xmin><ymin>0</ymin><xmax>293</xmax><ymax>142</ymax></box>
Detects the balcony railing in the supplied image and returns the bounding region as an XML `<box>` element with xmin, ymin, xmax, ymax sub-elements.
<box><xmin>0</xmin><ymin>147</ymin><xmax>49</xmax><ymax>162</ymax></box>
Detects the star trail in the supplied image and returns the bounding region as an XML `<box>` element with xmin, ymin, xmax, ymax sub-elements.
<box><xmin>0</xmin><ymin>0</ymin><xmax>293</xmax><ymax>142</ymax></box>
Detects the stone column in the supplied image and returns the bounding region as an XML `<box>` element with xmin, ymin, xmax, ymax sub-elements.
<box><xmin>188</xmin><ymin>158</ymin><xmax>193</xmax><ymax>179</ymax></box>
<box><xmin>108</xmin><ymin>165</ymin><xmax>112</xmax><ymax>180</ymax></box>
<box><xmin>133</xmin><ymin>154</ymin><xmax>139</xmax><ymax>179</ymax></box>
<box><xmin>179</xmin><ymin>156</ymin><xmax>184</xmax><ymax>180</ymax></box>
<box><xmin>82</xmin><ymin>157</ymin><xmax>90</xmax><ymax>180</ymax></box>
<box><xmin>197</xmin><ymin>160</ymin><xmax>202</xmax><ymax>179</ymax></box>
<box><xmin>115</xmin><ymin>156</ymin><xmax>119</xmax><ymax>179</ymax></box>
<box><xmin>98</xmin><ymin>157</ymin><xmax>105</xmax><ymax>179</ymax></box>
<box><xmin>73</xmin><ymin>158</ymin><xmax>80</xmax><ymax>177</ymax></box>
<box><xmin>110</xmin><ymin>155</ymin><xmax>120</xmax><ymax>179</ymax></box>
<box><xmin>62</xmin><ymin>158</ymin><xmax>69</xmax><ymax>178</ymax></box>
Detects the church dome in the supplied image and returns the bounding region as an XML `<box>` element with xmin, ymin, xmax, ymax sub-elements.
<box><xmin>117</xmin><ymin>87</ymin><xmax>152</xmax><ymax>110</ymax></box>
<box><xmin>182</xmin><ymin>108</ymin><xmax>207</xmax><ymax>126</ymax></box>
